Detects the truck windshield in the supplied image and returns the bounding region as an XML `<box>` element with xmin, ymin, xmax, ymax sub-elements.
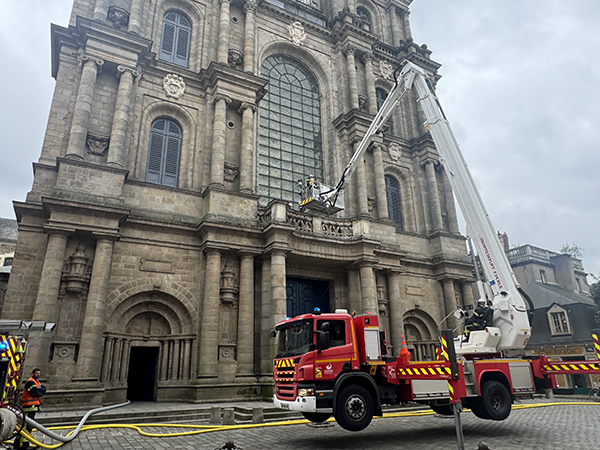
<box><xmin>276</xmin><ymin>320</ymin><xmax>313</xmax><ymax>358</ymax></box>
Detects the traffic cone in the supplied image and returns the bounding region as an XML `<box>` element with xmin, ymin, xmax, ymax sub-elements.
<box><xmin>399</xmin><ymin>334</ymin><xmax>411</xmax><ymax>362</ymax></box>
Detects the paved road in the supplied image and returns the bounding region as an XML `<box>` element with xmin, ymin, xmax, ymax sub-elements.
<box><xmin>30</xmin><ymin>399</ymin><xmax>599</xmax><ymax>450</ymax></box>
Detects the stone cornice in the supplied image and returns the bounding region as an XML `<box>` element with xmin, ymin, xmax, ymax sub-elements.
<box><xmin>258</xmin><ymin>2</ymin><xmax>332</xmax><ymax>41</ymax></box>
<box><xmin>198</xmin><ymin>61</ymin><xmax>268</xmax><ymax>105</ymax></box>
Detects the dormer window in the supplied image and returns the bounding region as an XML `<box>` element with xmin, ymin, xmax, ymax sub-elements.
<box><xmin>547</xmin><ymin>304</ymin><xmax>571</xmax><ymax>336</ymax></box>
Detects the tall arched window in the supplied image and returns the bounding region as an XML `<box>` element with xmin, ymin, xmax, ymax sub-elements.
<box><xmin>376</xmin><ymin>88</ymin><xmax>393</xmax><ymax>135</ymax></box>
<box><xmin>258</xmin><ymin>55</ymin><xmax>323</xmax><ymax>205</ymax></box>
<box><xmin>160</xmin><ymin>12</ymin><xmax>191</xmax><ymax>67</ymax></box>
<box><xmin>356</xmin><ymin>6</ymin><xmax>372</xmax><ymax>31</ymax></box>
<box><xmin>385</xmin><ymin>175</ymin><xmax>402</xmax><ymax>230</ymax></box>
<box><xmin>146</xmin><ymin>118</ymin><xmax>182</xmax><ymax>187</ymax></box>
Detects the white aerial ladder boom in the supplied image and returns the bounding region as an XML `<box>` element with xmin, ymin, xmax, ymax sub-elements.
<box><xmin>302</xmin><ymin>61</ymin><xmax>531</xmax><ymax>352</ymax></box>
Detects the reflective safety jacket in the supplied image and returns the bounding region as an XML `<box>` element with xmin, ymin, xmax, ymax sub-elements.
<box><xmin>21</xmin><ymin>377</ymin><xmax>45</xmax><ymax>408</ymax></box>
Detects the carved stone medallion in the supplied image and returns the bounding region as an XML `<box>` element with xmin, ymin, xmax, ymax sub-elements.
<box><xmin>86</xmin><ymin>133</ymin><xmax>109</xmax><ymax>155</ymax></box>
<box><xmin>288</xmin><ymin>21</ymin><xmax>307</xmax><ymax>47</ymax></box>
<box><xmin>380</xmin><ymin>60</ymin><xmax>393</xmax><ymax>80</ymax></box>
<box><xmin>388</xmin><ymin>142</ymin><xmax>401</xmax><ymax>161</ymax></box>
<box><xmin>108</xmin><ymin>6</ymin><xmax>130</xmax><ymax>28</ymax></box>
<box><xmin>163</xmin><ymin>74</ymin><xmax>186</xmax><ymax>99</ymax></box>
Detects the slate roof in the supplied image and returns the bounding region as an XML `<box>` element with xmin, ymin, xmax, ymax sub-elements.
<box><xmin>0</xmin><ymin>218</ymin><xmax>18</xmax><ymax>242</ymax></box>
<box><xmin>523</xmin><ymin>281</ymin><xmax>595</xmax><ymax>309</ymax></box>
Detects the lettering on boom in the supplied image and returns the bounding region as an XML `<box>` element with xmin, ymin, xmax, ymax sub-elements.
<box><xmin>479</xmin><ymin>235</ymin><xmax>503</xmax><ymax>290</ymax></box>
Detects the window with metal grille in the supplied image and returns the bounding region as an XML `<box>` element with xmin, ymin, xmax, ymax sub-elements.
<box><xmin>146</xmin><ymin>118</ymin><xmax>182</xmax><ymax>187</ymax></box>
<box><xmin>258</xmin><ymin>55</ymin><xmax>323</xmax><ymax>205</ymax></box>
<box><xmin>376</xmin><ymin>88</ymin><xmax>393</xmax><ymax>135</ymax></box>
<box><xmin>160</xmin><ymin>11</ymin><xmax>191</xmax><ymax>67</ymax></box>
<box><xmin>2</xmin><ymin>257</ymin><xmax>13</xmax><ymax>267</ymax></box>
<box><xmin>550</xmin><ymin>311</ymin><xmax>570</xmax><ymax>334</ymax></box>
<box><xmin>385</xmin><ymin>175</ymin><xmax>402</xmax><ymax>230</ymax></box>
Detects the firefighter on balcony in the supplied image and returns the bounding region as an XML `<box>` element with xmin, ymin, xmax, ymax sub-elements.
<box><xmin>464</xmin><ymin>299</ymin><xmax>488</xmax><ymax>339</ymax></box>
<box><xmin>15</xmin><ymin>368</ymin><xmax>47</xmax><ymax>450</ymax></box>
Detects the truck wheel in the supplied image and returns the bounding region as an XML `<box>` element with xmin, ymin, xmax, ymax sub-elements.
<box><xmin>480</xmin><ymin>380</ymin><xmax>511</xmax><ymax>420</ymax></box>
<box><xmin>430</xmin><ymin>403</ymin><xmax>453</xmax><ymax>416</ymax></box>
<box><xmin>467</xmin><ymin>397</ymin><xmax>490</xmax><ymax>420</ymax></box>
<box><xmin>334</xmin><ymin>385</ymin><xmax>374</xmax><ymax>432</ymax></box>
<box><xmin>301</xmin><ymin>412</ymin><xmax>332</xmax><ymax>423</ymax></box>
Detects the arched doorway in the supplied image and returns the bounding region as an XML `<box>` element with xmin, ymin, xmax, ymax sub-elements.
<box><xmin>403</xmin><ymin>309</ymin><xmax>439</xmax><ymax>361</ymax></box>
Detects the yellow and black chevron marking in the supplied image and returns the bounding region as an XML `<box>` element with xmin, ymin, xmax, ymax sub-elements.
<box><xmin>542</xmin><ymin>363</ymin><xmax>600</xmax><ymax>374</ymax></box>
<box><xmin>1</xmin><ymin>335</ymin><xmax>24</xmax><ymax>403</ymax></box>
<box><xmin>275</xmin><ymin>359</ymin><xmax>295</xmax><ymax>369</ymax></box>
<box><xmin>593</xmin><ymin>332</ymin><xmax>600</xmax><ymax>359</ymax></box>
<box><xmin>398</xmin><ymin>366</ymin><xmax>451</xmax><ymax>378</ymax></box>
<box><xmin>440</xmin><ymin>336</ymin><xmax>449</xmax><ymax>362</ymax></box>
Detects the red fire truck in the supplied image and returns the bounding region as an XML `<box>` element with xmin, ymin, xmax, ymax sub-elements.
<box><xmin>273</xmin><ymin>62</ymin><xmax>600</xmax><ymax>431</ymax></box>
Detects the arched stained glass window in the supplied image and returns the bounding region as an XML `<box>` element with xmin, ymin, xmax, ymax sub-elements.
<box><xmin>385</xmin><ymin>175</ymin><xmax>402</xmax><ymax>230</ymax></box>
<box><xmin>258</xmin><ymin>55</ymin><xmax>323</xmax><ymax>205</ymax></box>
<box><xmin>146</xmin><ymin>118</ymin><xmax>182</xmax><ymax>187</ymax></box>
<box><xmin>376</xmin><ymin>88</ymin><xmax>393</xmax><ymax>135</ymax></box>
<box><xmin>160</xmin><ymin>12</ymin><xmax>191</xmax><ymax>67</ymax></box>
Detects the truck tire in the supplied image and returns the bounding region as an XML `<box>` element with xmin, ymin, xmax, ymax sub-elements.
<box><xmin>470</xmin><ymin>380</ymin><xmax>511</xmax><ymax>420</ymax></box>
<box><xmin>301</xmin><ymin>412</ymin><xmax>332</xmax><ymax>423</ymax></box>
<box><xmin>334</xmin><ymin>385</ymin><xmax>374</xmax><ymax>432</ymax></box>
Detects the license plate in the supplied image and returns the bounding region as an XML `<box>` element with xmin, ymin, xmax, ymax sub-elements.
<box><xmin>281</xmin><ymin>403</ymin><xmax>290</xmax><ymax>410</ymax></box>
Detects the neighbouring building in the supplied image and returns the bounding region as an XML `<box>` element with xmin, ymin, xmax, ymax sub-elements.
<box><xmin>0</xmin><ymin>218</ymin><xmax>18</xmax><ymax>314</ymax></box>
<box><xmin>2</xmin><ymin>0</ymin><xmax>476</xmax><ymax>406</ymax></box>
<box><xmin>503</xmin><ymin>236</ymin><xmax>598</xmax><ymax>394</ymax></box>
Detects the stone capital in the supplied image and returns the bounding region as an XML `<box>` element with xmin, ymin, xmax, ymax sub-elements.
<box><xmin>361</xmin><ymin>51</ymin><xmax>373</xmax><ymax>64</ymax></box>
<box><xmin>238</xmin><ymin>102</ymin><xmax>257</xmax><ymax>114</ymax></box>
<box><xmin>116</xmin><ymin>65</ymin><xmax>140</xmax><ymax>80</ymax></box>
<box><xmin>243</xmin><ymin>0</ymin><xmax>258</xmax><ymax>14</ymax></box>
<box><xmin>79</xmin><ymin>54</ymin><xmax>104</xmax><ymax>72</ymax></box>
<box><xmin>421</xmin><ymin>156</ymin><xmax>440</xmax><ymax>168</ymax></box>
<box><xmin>343</xmin><ymin>44</ymin><xmax>357</xmax><ymax>57</ymax></box>
<box><xmin>92</xmin><ymin>232</ymin><xmax>121</xmax><ymax>243</ymax></box>
<box><xmin>220</xmin><ymin>0</ymin><xmax>230</xmax><ymax>4</ymax></box>
<box><xmin>43</xmin><ymin>225</ymin><xmax>75</xmax><ymax>238</ymax></box>
<box><xmin>212</xmin><ymin>94</ymin><xmax>233</xmax><ymax>105</ymax></box>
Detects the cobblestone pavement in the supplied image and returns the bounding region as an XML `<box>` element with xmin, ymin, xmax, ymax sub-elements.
<box><xmin>31</xmin><ymin>399</ymin><xmax>599</xmax><ymax>450</ymax></box>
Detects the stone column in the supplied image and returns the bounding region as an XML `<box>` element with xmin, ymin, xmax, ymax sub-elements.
<box><xmin>347</xmin><ymin>269</ymin><xmax>361</xmax><ymax>314</ymax></box>
<box><xmin>93</xmin><ymin>0</ymin><xmax>109</xmax><ymax>22</ymax></box>
<box><xmin>344</xmin><ymin>45</ymin><xmax>360</xmax><ymax>110</ymax></box>
<box><xmin>424</xmin><ymin>160</ymin><xmax>443</xmax><ymax>232</ymax></box>
<box><xmin>110</xmin><ymin>338</ymin><xmax>122</xmax><ymax>381</ymax></box>
<box><xmin>243</xmin><ymin>0</ymin><xmax>257</xmax><ymax>73</ymax></box>
<box><xmin>160</xmin><ymin>340</ymin><xmax>169</xmax><ymax>380</ymax></box>
<box><xmin>66</xmin><ymin>56</ymin><xmax>103</xmax><ymax>160</ymax></box>
<box><xmin>443</xmin><ymin>279</ymin><xmax>458</xmax><ymax>331</ymax></box>
<box><xmin>238</xmin><ymin>103</ymin><xmax>256</xmax><ymax>192</ymax></box>
<box><xmin>402</xmin><ymin>9</ymin><xmax>413</xmax><ymax>41</ymax></box>
<box><xmin>387</xmin><ymin>272</ymin><xmax>403</xmax><ymax>355</ymax></box>
<box><xmin>260</xmin><ymin>258</ymin><xmax>272</xmax><ymax>376</ymax></box>
<box><xmin>346</xmin><ymin>0</ymin><xmax>357</xmax><ymax>14</ymax></box>
<box><xmin>100</xmin><ymin>338</ymin><xmax>111</xmax><ymax>382</ymax></box>
<box><xmin>359</xmin><ymin>262</ymin><xmax>378</xmax><ymax>315</ymax></box>
<box><xmin>354</xmin><ymin>140</ymin><xmax>370</xmax><ymax>217</ymax></box>
<box><xmin>270</xmin><ymin>251</ymin><xmax>287</xmax><ymax>329</ymax></box>
<box><xmin>172</xmin><ymin>340</ymin><xmax>181</xmax><ymax>379</ymax></box>
<box><xmin>182</xmin><ymin>339</ymin><xmax>192</xmax><ymax>379</ymax></box>
<box><xmin>237</xmin><ymin>254</ymin><xmax>255</xmax><ymax>377</ymax></box>
<box><xmin>331</xmin><ymin>0</ymin><xmax>344</xmax><ymax>16</ymax></box>
<box><xmin>119</xmin><ymin>339</ymin><xmax>130</xmax><ymax>381</ymax></box>
<box><xmin>107</xmin><ymin>66</ymin><xmax>138</xmax><ymax>168</ymax></box>
<box><xmin>462</xmin><ymin>281</ymin><xmax>475</xmax><ymax>308</ymax></box>
<box><xmin>372</xmin><ymin>143</ymin><xmax>388</xmax><ymax>220</ymax></box>
<box><xmin>168</xmin><ymin>341</ymin><xmax>175</xmax><ymax>379</ymax></box>
<box><xmin>210</xmin><ymin>95</ymin><xmax>231</xmax><ymax>187</ymax></box>
<box><xmin>128</xmin><ymin>0</ymin><xmax>143</xmax><ymax>35</ymax></box>
<box><xmin>361</xmin><ymin>52</ymin><xmax>378</xmax><ymax>115</ymax></box>
<box><xmin>75</xmin><ymin>237</ymin><xmax>116</xmax><ymax>380</ymax></box>
<box><xmin>441</xmin><ymin>168</ymin><xmax>460</xmax><ymax>234</ymax></box>
<box><xmin>198</xmin><ymin>249</ymin><xmax>222</xmax><ymax>379</ymax></box>
<box><xmin>32</xmin><ymin>230</ymin><xmax>70</xmax><ymax>322</ymax></box>
<box><xmin>217</xmin><ymin>0</ymin><xmax>231</xmax><ymax>64</ymax></box>
<box><xmin>389</xmin><ymin>6</ymin><xmax>402</xmax><ymax>45</ymax></box>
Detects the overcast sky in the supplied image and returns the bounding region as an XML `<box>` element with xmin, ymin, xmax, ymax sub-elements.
<box><xmin>1</xmin><ymin>1</ymin><xmax>599</xmax><ymax>278</ymax></box>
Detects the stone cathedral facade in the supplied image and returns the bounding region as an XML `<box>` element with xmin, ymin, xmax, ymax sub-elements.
<box><xmin>3</xmin><ymin>0</ymin><xmax>475</xmax><ymax>405</ymax></box>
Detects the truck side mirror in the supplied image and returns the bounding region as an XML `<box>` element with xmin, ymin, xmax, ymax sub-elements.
<box><xmin>317</xmin><ymin>331</ymin><xmax>331</xmax><ymax>351</ymax></box>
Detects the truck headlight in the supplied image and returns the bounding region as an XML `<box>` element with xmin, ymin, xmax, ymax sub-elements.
<box><xmin>297</xmin><ymin>388</ymin><xmax>315</xmax><ymax>397</ymax></box>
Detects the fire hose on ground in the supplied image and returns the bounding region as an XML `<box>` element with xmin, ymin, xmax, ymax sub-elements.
<box><xmin>5</xmin><ymin>401</ymin><xmax>600</xmax><ymax>449</ymax></box>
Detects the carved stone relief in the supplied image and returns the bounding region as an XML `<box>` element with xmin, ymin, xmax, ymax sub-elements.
<box><xmin>379</xmin><ymin>60</ymin><xmax>393</xmax><ymax>80</ymax></box>
<box><xmin>388</xmin><ymin>142</ymin><xmax>401</xmax><ymax>161</ymax></box>
<box><xmin>163</xmin><ymin>74</ymin><xmax>186</xmax><ymax>99</ymax></box>
<box><xmin>288</xmin><ymin>21</ymin><xmax>307</xmax><ymax>47</ymax></box>
<box><xmin>86</xmin><ymin>133</ymin><xmax>110</xmax><ymax>156</ymax></box>
<box><xmin>223</xmin><ymin>162</ymin><xmax>239</xmax><ymax>183</ymax></box>
<box><xmin>107</xmin><ymin>6</ymin><xmax>130</xmax><ymax>28</ymax></box>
